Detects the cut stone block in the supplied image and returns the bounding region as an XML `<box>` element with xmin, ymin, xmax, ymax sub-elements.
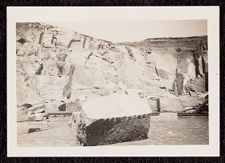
<box><xmin>75</xmin><ymin>93</ymin><xmax>152</xmax><ymax>146</ymax></box>
<box><xmin>147</xmin><ymin>98</ymin><xmax>160</xmax><ymax>112</ymax></box>
<box><xmin>27</xmin><ymin>103</ymin><xmax>45</xmax><ymax>113</ymax></box>
<box><xmin>160</xmin><ymin>97</ymin><xmax>184</xmax><ymax>112</ymax></box>
<box><xmin>82</xmin><ymin>114</ymin><xmax>151</xmax><ymax>146</ymax></box>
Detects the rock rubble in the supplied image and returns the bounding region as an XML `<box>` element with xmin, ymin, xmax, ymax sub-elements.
<box><xmin>16</xmin><ymin>22</ymin><xmax>208</xmax><ymax>120</ymax></box>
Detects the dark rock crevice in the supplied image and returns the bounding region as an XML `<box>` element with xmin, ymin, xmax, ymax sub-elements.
<box><xmin>125</xmin><ymin>46</ymin><xmax>136</xmax><ymax>61</ymax></box>
<box><xmin>63</xmin><ymin>64</ymin><xmax>75</xmax><ymax>99</ymax></box>
<box><xmin>17</xmin><ymin>38</ymin><xmax>27</xmax><ymax>44</ymax></box>
<box><xmin>68</xmin><ymin>39</ymin><xmax>80</xmax><ymax>49</ymax></box>
<box><xmin>35</xmin><ymin>63</ymin><xmax>43</xmax><ymax>75</ymax></box>
<box><xmin>193</xmin><ymin>52</ymin><xmax>203</xmax><ymax>78</ymax></box>
<box><xmin>84</xmin><ymin>52</ymin><xmax>94</xmax><ymax>65</ymax></box>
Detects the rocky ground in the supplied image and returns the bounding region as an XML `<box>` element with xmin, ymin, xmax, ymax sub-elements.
<box><xmin>16</xmin><ymin>22</ymin><xmax>209</xmax><ymax>146</ymax></box>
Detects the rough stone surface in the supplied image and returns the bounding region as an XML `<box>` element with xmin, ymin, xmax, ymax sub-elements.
<box><xmin>82</xmin><ymin>93</ymin><xmax>152</xmax><ymax>119</ymax></box>
<box><xmin>16</xmin><ymin>22</ymin><xmax>208</xmax><ymax>125</ymax></box>
<box><xmin>77</xmin><ymin>113</ymin><xmax>151</xmax><ymax>146</ymax></box>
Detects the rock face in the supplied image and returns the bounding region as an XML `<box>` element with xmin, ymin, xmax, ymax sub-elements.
<box><xmin>16</xmin><ymin>22</ymin><xmax>207</xmax><ymax>122</ymax></box>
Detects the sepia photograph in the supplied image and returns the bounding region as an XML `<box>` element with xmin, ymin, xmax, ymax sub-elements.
<box><xmin>7</xmin><ymin>7</ymin><xmax>219</xmax><ymax>156</ymax></box>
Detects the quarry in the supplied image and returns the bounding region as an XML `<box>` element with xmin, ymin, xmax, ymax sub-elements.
<box><xmin>16</xmin><ymin>22</ymin><xmax>208</xmax><ymax>146</ymax></box>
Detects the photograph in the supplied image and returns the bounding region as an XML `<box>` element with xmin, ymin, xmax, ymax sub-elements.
<box><xmin>16</xmin><ymin>20</ymin><xmax>209</xmax><ymax>146</ymax></box>
<box><xmin>7</xmin><ymin>7</ymin><xmax>219</xmax><ymax>157</ymax></box>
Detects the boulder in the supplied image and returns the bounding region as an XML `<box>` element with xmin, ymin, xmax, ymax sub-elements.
<box><xmin>147</xmin><ymin>98</ymin><xmax>160</xmax><ymax>112</ymax></box>
<box><xmin>82</xmin><ymin>93</ymin><xmax>152</xmax><ymax>119</ymax></box>
<box><xmin>75</xmin><ymin>93</ymin><xmax>152</xmax><ymax>145</ymax></box>
<box><xmin>27</xmin><ymin>103</ymin><xmax>45</xmax><ymax>112</ymax></box>
<box><xmin>160</xmin><ymin>97</ymin><xmax>184</xmax><ymax>112</ymax></box>
<box><xmin>27</xmin><ymin>103</ymin><xmax>46</xmax><ymax>121</ymax></box>
<box><xmin>57</xmin><ymin>99</ymin><xmax>82</xmax><ymax>112</ymax></box>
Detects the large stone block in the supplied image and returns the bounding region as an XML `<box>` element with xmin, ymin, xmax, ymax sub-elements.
<box><xmin>82</xmin><ymin>114</ymin><xmax>151</xmax><ymax>146</ymax></box>
<box><xmin>160</xmin><ymin>97</ymin><xmax>184</xmax><ymax>112</ymax></box>
<box><xmin>75</xmin><ymin>93</ymin><xmax>152</xmax><ymax>146</ymax></box>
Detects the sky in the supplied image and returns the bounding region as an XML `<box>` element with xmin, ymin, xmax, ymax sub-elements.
<box><xmin>50</xmin><ymin>20</ymin><xmax>207</xmax><ymax>43</ymax></box>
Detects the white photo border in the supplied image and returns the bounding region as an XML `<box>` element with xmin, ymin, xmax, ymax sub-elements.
<box><xmin>7</xmin><ymin>6</ymin><xmax>220</xmax><ymax>157</ymax></box>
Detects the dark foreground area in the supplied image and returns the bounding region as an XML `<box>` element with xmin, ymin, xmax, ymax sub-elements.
<box><xmin>17</xmin><ymin>113</ymin><xmax>208</xmax><ymax>146</ymax></box>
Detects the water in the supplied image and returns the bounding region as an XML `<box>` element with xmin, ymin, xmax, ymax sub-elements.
<box><xmin>17</xmin><ymin>113</ymin><xmax>208</xmax><ymax>146</ymax></box>
<box><xmin>115</xmin><ymin>113</ymin><xmax>208</xmax><ymax>145</ymax></box>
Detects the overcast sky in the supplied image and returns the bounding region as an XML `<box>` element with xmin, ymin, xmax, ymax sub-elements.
<box><xmin>50</xmin><ymin>20</ymin><xmax>207</xmax><ymax>43</ymax></box>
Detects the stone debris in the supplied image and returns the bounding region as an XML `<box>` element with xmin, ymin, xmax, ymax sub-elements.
<box><xmin>27</xmin><ymin>103</ymin><xmax>46</xmax><ymax>121</ymax></box>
